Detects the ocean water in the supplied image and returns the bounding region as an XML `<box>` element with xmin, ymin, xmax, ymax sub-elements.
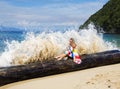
<box><xmin>0</xmin><ymin>31</ymin><xmax>24</xmax><ymax>53</ymax></box>
<box><xmin>103</xmin><ymin>34</ymin><xmax>120</xmax><ymax>48</ymax></box>
<box><xmin>0</xmin><ymin>24</ymin><xmax>119</xmax><ymax>67</ymax></box>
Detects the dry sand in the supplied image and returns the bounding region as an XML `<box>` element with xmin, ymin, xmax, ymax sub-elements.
<box><xmin>1</xmin><ymin>64</ymin><xmax>120</xmax><ymax>89</ymax></box>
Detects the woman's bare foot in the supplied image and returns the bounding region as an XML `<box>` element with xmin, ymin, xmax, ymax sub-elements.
<box><xmin>57</xmin><ymin>57</ymin><xmax>62</xmax><ymax>60</ymax></box>
<box><xmin>54</xmin><ymin>56</ymin><xmax>62</xmax><ymax>60</ymax></box>
<box><xmin>54</xmin><ymin>56</ymin><xmax>60</xmax><ymax>59</ymax></box>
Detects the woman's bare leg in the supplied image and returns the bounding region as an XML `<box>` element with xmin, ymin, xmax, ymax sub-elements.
<box><xmin>55</xmin><ymin>53</ymin><xmax>67</xmax><ymax>60</ymax></box>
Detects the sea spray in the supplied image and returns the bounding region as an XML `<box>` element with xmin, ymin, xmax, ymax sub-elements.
<box><xmin>0</xmin><ymin>24</ymin><xmax>118</xmax><ymax>67</ymax></box>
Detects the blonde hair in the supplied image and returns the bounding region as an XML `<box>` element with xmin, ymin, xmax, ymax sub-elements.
<box><xmin>70</xmin><ymin>38</ymin><xmax>75</xmax><ymax>43</ymax></box>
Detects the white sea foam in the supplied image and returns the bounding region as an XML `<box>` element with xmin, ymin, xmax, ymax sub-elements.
<box><xmin>0</xmin><ymin>24</ymin><xmax>118</xmax><ymax>67</ymax></box>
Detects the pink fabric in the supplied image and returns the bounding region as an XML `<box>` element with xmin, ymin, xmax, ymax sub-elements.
<box><xmin>65</xmin><ymin>46</ymin><xmax>82</xmax><ymax>64</ymax></box>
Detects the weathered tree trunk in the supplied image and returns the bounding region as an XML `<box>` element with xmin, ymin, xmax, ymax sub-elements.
<box><xmin>0</xmin><ymin>50</ymin><xmax>120</xmax><ymax>86</ymax></box>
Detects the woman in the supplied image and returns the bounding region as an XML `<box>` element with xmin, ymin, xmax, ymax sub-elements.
<box><xmin>55</xmin><ymin>38</ymin><xmax>81</xmax><ymax>64</ymax></box>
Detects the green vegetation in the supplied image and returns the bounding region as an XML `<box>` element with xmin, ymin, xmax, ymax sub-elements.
<box><xmin>80</xmin><ymin>0</ymin><xmax>120</xmax><ymax>33</ymax></box>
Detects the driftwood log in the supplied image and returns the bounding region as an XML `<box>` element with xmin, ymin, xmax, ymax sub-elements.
<box><xmin>0</xmin><ymin>50</ymin><xmax>120</xmax><ymax>86</ymax></box>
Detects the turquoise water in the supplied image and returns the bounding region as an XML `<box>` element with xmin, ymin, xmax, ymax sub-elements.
<box><xmin>0</xmin><ymin>31</ymin><xmax>24</xmax><ymax>52</ymax></box>
<box><xmin>103</xmin><ymin>34</ymin><xmax>120</xmax><ymax>48</ymax></box>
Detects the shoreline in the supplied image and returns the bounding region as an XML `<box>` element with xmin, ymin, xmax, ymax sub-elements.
<box><xmin>1</xmin><ymin>63</ymin><xmax>120</xmax><ymax>89</ymax></box>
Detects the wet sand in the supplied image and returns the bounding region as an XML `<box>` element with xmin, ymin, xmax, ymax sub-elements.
<box><xmin>1</xmin><ymin>64</ymin><xmax>120</xmax><ymax>89</ymax></box>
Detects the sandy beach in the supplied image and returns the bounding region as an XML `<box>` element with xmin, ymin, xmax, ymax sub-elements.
<box><xmin>1</xmin><ymin>64</ymin><xmax>120</xmax><ymax>89</ymax></box>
